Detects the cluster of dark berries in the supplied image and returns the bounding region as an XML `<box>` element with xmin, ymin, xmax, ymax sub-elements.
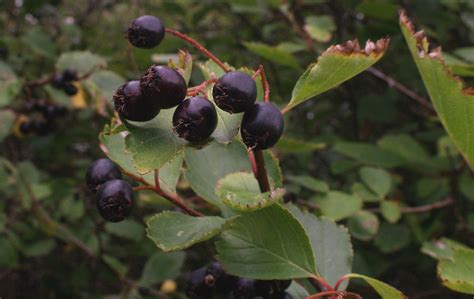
<box><xmin>121</xmin><ymin>15</ymin><xmax>284</xmax><ymax>149</ymax></box>
<box><xmin>19</xmin><ymin>101</ymin><xmax>68</xmax><ymax>136</ymax></box>
<box><xmin>52</xmin><ymin>69</ymin><xmax>79</xmax><ymax>96</ymax></box>
<box><xmin>85</xmin><ymin>158</ymin><xmax>134</xmax><ymax>222</ymax></box>
<box><xmin>186</xmin><ymin>262</ymin><xmax>292</xmax><ymax>299</ymax></box>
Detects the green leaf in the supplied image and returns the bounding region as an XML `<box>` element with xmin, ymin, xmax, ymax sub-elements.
<box><xmin>351</xmin><ymin>182</ymin><xmax>380</xmax><ymax>202</ymax></box>
<box><xmin>348</xmin><ymin>211</ymin><xmax>379</xmax><ymax>241</ymax></box>
<box><xmin>56</xmin><ymin>51</ymin><xmax>107</xmax><ymax>76</ymax></box>
<box><xmin>345</xmin><ymin>273</ymin><xmax>407</xmax><ymax>299</ymax></box>
<box><xmin>359</xmin><ymin>167</ymin><xmax>392</xmax><ymax>198</ymax></box>
<box><xmin>216</xmin><ymin>204</ymin><xmax>317</xmax><ymax>279</ymax></box>
<box><xmin>286</xmin><ymin>281</ymin><xmax>310</xmax><ymax>298</ymax></box>
<box><xmin>216</xmin><ymin>172</ymin><xmax>284</xmax><ymax>212</ymax></box>
<box><xmin>421</xmin><ymin>238</ymin><xmax>470</xmax><ymax>260</ymax></box>
<box><xmin>333</xmin><ymin>142</ymin><xmax>405</xmax><ymax>168</ymax></box>
<box><xmin>105</xmin><ymin>219</ymin><xmax>144</xmax><ymax>241</ymax></box>
<box><xmin>146</xmin><ymin>211</ymin><xmax>230</xmax><ymax>252</ymax></box>
<box><xmin>85</xmin><ymin>70</ymin><xmax>125</xmax><ymax>104</ymax></box>
<box><xmin>173</xmin><ymin>49</ymin><xmax>193</xmax><ymax>84</ymax></box>
<box><xmin>284</xmin><ymin>38</ymin><xmax>389</xmax><ymax>112</ymax></box>
<box><xmin>244</xmin><ymin>42</ymin><xmax>300</xmax><ymax>69</ymax></box>
<box><xmin>125</xmin><ymin>109</ymin><xmax>187</xmax><ymax>173</ymax></box>
<box><xmin>0</xmin><ymin>61</ymin><xmax>21</xmax><ymax>107</ymax></box>
<box><xmin>184</xmin><ymin>141</ymin><xmax>282</xmax><ymax>209</ymax></box>
<box><xmin>438</xmin><ymin>248</ymin><xmax>474</xmax><ymax>294</ymax></box>
<box><xmin>24</xmin><ymin>239</ymin><xmax>56</xmax><ymax>257</ymax></box>
<box><xmin>380</xmin><ymin>201</ymin><xmax>401</xmax><ymax>223</ymax></box>
<box><xmin>22</xmin><ymin>27</ymin><xmax>56</xmax><ymax>58</ymax></box>
<box><xmin>0</xmin><ymin>237</ymin><xmax>18</xmax><ymax>268</ymax></box>
<box><xmin>314</xmin><ymin>191</ymin><xmax>363</xmax><ymax>221</ymax></box>
<box><xmin>374</xmin><ymin>223</ymin><xmax>411</xmax><ymax>253</ymax></box>
<box><xmin>400</xmin><ymin>13</ymin><xmax>474</xmax><ymax>169</ymax></box>
<box><xmin>287</xmin><ymin>175</ymin><xmax>329</xmax><ymax>193</ymax></box>
<box><xmin>103</xmin><ymin>254</ymin><xmax>127</xmax><ymax>277</ymax></box>
<box><xmin>304</xmin><ymin>15</ymin><xmax>336</xmax><ymax>42</ymax></box>
<box><xmin>0</xmin><ymin>109</ymin><xmax>15</xmax><ymax>141</ymax></box>
<box><xmin>100</xmin><ymin>128</ymin><xmax>183</xmax><ymax>195</ymax></box>
<box><xmin>276</xmin><ymin>137</ymin><xmax>326</xmax><ymax>153</ymax></box>
<box><xmin>139</xmin><ymin>251</ymin><xmax>185</xmax><ymax>287</ymax></box>
<box><xmin>356</xmin><ymin>2</ymin><xmax>398</xmax><ymax>20</ymax></box>
<box><xmin>288</xmin><ymin>204</ymin><xmax>353</xmax><ymax>288</ymax></box>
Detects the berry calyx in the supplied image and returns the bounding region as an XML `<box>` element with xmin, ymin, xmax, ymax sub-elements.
<box><xmin>140</xmin><ymin>65</ymin><xmax>187</xmax><ymax>109</ymax></box>
<box><xmin>172</xmin><ymin>96</ymin><xmax>218</xmax><ymax>142</ymax></box>
<box><xmin>85</xmin><ymin>158</ymin><xmax>122</xmax><ymax>192</ymax></box>
<box><xmin>113</xmin><ymin>80</ymin><xmax>160</xmax><ymax>122</ymax></box>
<box><xmin>95</xmin><ymin>179</ymin><xmax>134</xmax><ymax>222</ymax></box>
<box><xmin>127</xmin><ymin>15</ymin><xmax>165</xmax><ymax>49</ymax></box>
<box><xmin>241</xmin><ymin>102</ymin><xmax>284</xmax><ymax>150</ymax></box>
<box><xmin>212</xmin><ymin>71</ymin><xmax>257</xmax><ymax>113</ymax></box>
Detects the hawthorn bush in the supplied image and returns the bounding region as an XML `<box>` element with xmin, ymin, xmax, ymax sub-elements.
<box><xmin>0</xmin><ymin>1</ymin><xmax>474</xmax><ymax>298</ymax></box>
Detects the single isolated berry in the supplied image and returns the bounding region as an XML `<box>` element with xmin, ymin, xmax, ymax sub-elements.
<box><xmin>127</xmin><ymin>15</ymin><xmax>165</xmax><ymax>49</ymax></box>
<box><xmin>241</xmin><ymin>102</ymin><xmax>284</xmax><ymax>150</ymax></box>
<box><xmin>173</xmin><ymin>96</ymin><xmax>218</xmax><ymax>142</ymax></box>
<box><xmin>232</xmin><ymin>278</ymin><xmax>257</xmax><ymax>299</ymax></box>
<box><xmin>113</xmin><ymin>80</ymin><xmax>160</xmax><ymax>122</ymax></box>
<box><xmin>212</xmin><ymin>71</ymin><xmax>257</xmax><ymax>113</ymax></box>
<box><xmin>95</xmin><ymin>179</ymin><xmax>134</xmax><ymax>222</ymax></box>
<box><xmin>140</xmin><ymin>65</ymin><xmax>187</xmax><ymax>109</ymax></box>
<box><xmin>85</xmin><ymin>158</ymin><xmax>122</xmax><ymax>192</ymax></box>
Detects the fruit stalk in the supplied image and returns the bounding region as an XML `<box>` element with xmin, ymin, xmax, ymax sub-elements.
<box><xmin>165</xmin><ymin>28</ymin><xmax>230</xmax><ymax>72</ymax></box>
<box><xmin>252</xmin><ymin>149</ymin><xmax>271</xmax><ymax>193</ymax></box>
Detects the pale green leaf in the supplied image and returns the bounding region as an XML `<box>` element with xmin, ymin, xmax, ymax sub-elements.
<box><xmin>304</xmin><ymin>15</ymin><xmax>335</xmax><ymax>42</ymax></box>
<box><xmin>380</xmin><ymin>201</ymin><xmax>401</xmax><ymax>223</ymax></box>
<box><xmin>400</xmin><ymin>13</ymin><xmax>474</xmax><ymax>169</ymax></box>
<box><xmin>277</xmin><ymin>137</ymin><xmax>326</xmax><ymax>153</ymax></box>
<box><xmin>285</xmin><ymin>38</ymin><xmax>389</xmax><ymax>112</ymax></box>
<box><xmin>359</xmin><ymin>167</ymin><xmax>392</xmax><ymax>198</ymax></box>
<box><xmin>287</xmin><ymin>175</ymin><xmax>329</xmax><ymax>193</ymax></box>
<box><xmin>244</xmin><ymin>42</ymin><xmax>300</xmax><ymax>69</ymax></box>
<box><xmin>421</xmin><ymin>238</ymin><xmax>470</xmax><ymax>260</ymax></box>
<box><xmin>348</xmin><ymin>211</ymin><xmax>379</xmax><ymax>241</ymax></box>
<box><xmin>85</xmin><ymin>70</ymin><xmax>125</xmax><ymax>103</ymax></box>
<box><xmin>438</xmin><ymin>248</ymin><xmax>474</xmax><ymax>294</ymax></box>
<box><xmin>345</xmin><ymin>273</ymin><xmax>407</xmax><ymax>299</ymax></box>
<box><xmin>0</xmin><ymin>109</ymin><xmax>15</xmax><ymax>141</ymax></box>
<box><xmin>374</xmin><ymin>223</ymin><xmax>411</xmax><ymax>253</ymax></box>
<box><xmin>56</xmin><ymin>51</ymin><xmax>107</xmax><ymax>76</ymax></box>
<box><xmin>286</xmin><ymin>281</ymin><xmax>310</xmax><ymax>298</ymax></box>
<box><xmin>216</xmin><ymin>204</ymin><xmax>317</xmax><ymax>279</ymax></box>
<box><xmin>105</xmin><ymin>219</ymin><xmax>144</xmax><ymax>241</ymax></box>
<box><xmin>139</xmin><ymin>251</ymin><xmax>185</xmax><ymax>287</ymax></box>
<box><xmin>314</xmin><ymin>191</ymin><xmax>363</xmax><ymax>221</ymax></box>
<box><xmin>334</xmin><ymin>142</ymin><xmax>405</xmax><ymax>168</ymax></box>
<box><xmin>0</xmin><ymin>62</ymin><xmax>21</xmax><ymax>107</ymax></box>
<box><xmin>146</xmin><ymin>211</ymin><xmax>230</xmax><ymax>252</ymax></box>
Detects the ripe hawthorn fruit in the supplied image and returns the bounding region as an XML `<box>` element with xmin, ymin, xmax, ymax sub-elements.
<box><xmin>232</xmin><ymin>278</ymin><xmax>257</xmax><ymax>299</ymax></box>
<box><xmin>212</xmin><ymin>71</ymin><xmax>257</xmax><ymax>113</ymax></box>
<box><xmin>127</xmin><ymin>15</ymin><xmax>165</xmax><ymax>49</ymax></box>
<box><xmin>241</xmin><ymin>102</ymin><xmax>284</xmax><ymax>150</ymax></box>
<box><xmin>113</xmin><ymin>80</ymin><xmax>160</xmax><ymax>122</ymax></box>
<box><xmin>186</xmin><ymin>266</ymin><xmax>213</xmax><ymax>299</ymax></box>
<box><xmin>85</xmin><ymin>158</ymin><xmax>122</xmax><ymax>192</ymax></box>
<box><xmin>95</xmin><ymin>179</ymin><xmax>134</xmax><ymax>222</ymax></box>
<box><xmin>140</xmin><ymin>65</ymin><xmax>187</xmax><ymax>109</ymax></box>
<box><xmin>173</xmin><ymin>96</ymin><xmax>218</xmax><ymax>142</ymax></box>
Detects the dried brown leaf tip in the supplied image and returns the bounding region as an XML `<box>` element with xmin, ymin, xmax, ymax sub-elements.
<box><xmin>326</xmin><ymin>38</ymin><xmax>389</xmax><ymax>57</ymax></box>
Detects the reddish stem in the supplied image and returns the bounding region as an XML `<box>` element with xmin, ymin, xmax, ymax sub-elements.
<box><xmin>312</xmin><ymin>277</ymin><xmax>334</xmax><ymax>292</ymax></box>
<box><xmin>305</xmin><ymin>291</ymin><xmax>341</xmax><ymax>299</ymax></box>
<box><xmin>247</xmin><ymin>149</ymin><xmax>258</xmax><ymax>177</ymax></box>
<box><xmin>253</xmin><ymin>149</ymin><xmax>271</xmax><ymax>193</ymax></box>
<box><xmin>187</xmin><ymin>78</ymin><xmax>217</xmax><ymax>97</ymax></box>
<box><xmin>333</xmin><ymin>274</ymin><xmax>348</xmax><ymax>291</ymax></box>
<box><xmin>123</xmin><ymin>169</ymin><xmax>203</xmax><ymax>217</ymax></box>
<box><xmin>154</xmin><ymin>169</ymin><xmax>161</xmax><ymax>191</ymax></box>
<box><xmin>258</xmin><ymin>64</ymin><xmax>270</xmax><ymax>102</ymax></box>
<box><xmin>165</xmin><ymin>28</ymin><xmax>230</xmax><ymax>72</ymax></box>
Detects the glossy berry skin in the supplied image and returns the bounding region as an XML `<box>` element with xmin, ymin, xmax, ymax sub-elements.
<box><xmin>85</xmin><ymin>158</ymin><xmax>122</xmax><ymax>192</ymax></box>
<box><xmin>173</xmin><ymin>96</ymin><xmax>218</xmax><ymax>142</ymax></box>
<box><xmin>63</xmin><ymin>83</ymin><xmax>78</xmax><ymax>96</ymax></box>
<box><xmin>95</xmin><ymin>179</ymin><xmax>134</xmax><ymax>222</ymax></box>
<box><xmin>62</xmin><ymin>69</ymin><xmax>78</xmax><ymax>82</ymax></box>
<box><xmin>241</xmin><ymin>102</ymin><xmax>284</xmax><ymax>150</ymax></box>
<box><xmin>186</xmin><ymin>267</ymin><xmax>213</xmax><ymax>299</ymax></box>
<box><xmin>232</xmin><ymin>278</ymin><xmax>257</xmax><ymax>299</ymax></box>
<box><xmin>140</xmin><ymin>65</ymin><xmax>187</xmax><ymax>109</ymax></box>
<box><xmin>212</xmin><ymin>71</ymin><xmax>257</xmax><ymax>113</ymax></box>
<box><xmin>114</xmin><ymin>80</ymin><xmax>160</xmax><ymax>122</ymax></box>
<box><xmin>127</xmin><ymin>15</ymin><xmax>165</xmax><ymax>49</ymax></box>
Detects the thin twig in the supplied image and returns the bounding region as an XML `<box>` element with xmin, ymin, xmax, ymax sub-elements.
<box><xmin>165</xmin><ymin>28</ymin><xmax>230</xmax><ymax>72</ymax></box>
<box><xmin>252</xmin><ymin>150</ymin><xmax>271</xmax><ymax>193</ymax></box>
<box><xmin>258</xmin><ymin>64</ymin><xmax>270</xmax><ymax>102</ymax></box>
<box><xmin>154</xmin><ymin>169</ymin><xmax>161</xmax><ymax>191</ymax></box>
<box><xmin>367</xmin><ymin>197</ymin><xmax>454</xmax><ymax>214</ymax></box>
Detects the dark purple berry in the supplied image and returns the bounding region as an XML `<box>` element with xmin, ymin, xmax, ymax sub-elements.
<box><xmin>212</xmin><ymin>71</ymin><xmax>257</xmax><ymax>113</ymax></box>
<box><xmin>140</xmin><ymin>65</ymin><xmax>187</xmax><ymax>109</ymax></box>
<box><xmin>186</xmin><ymin>267</ymin><xmax>213</xmax><ymax>299</ymax></box>
<box><xmin>85</xmin><ymin>158</ymin><xmax>122</xmax><ymax>192</ymax></box>
<box><xmin>113</xmin><ymin>80</ymin><xmax>160</xmax><ymax>122</ymax></box>
<box><xmin>172</xmin><ymin>96</ymin><xmax>218</xmax><ymax>142</ymax></box>
<box><xmin>232</xmin><ymin>278</ymin><xmax>257</xmax><ymax>299</ymax></box>
<box><xmin>52</xmin><ymin>74</ymin><xmax>65</xmax><ymax>89</ymax></box>
<box><xmin>63</xmin><ymin>83</ymin><xmax>78</xmax><ymax>96</ymax></box>
<box><xmin>255</xmin><ymin>280</ymin><xmax>291</xmax><ymax>298</ymax></box>
<box><xmin>62</xmin><ymin>69</ymin><xmax>78</xmax><ymax>82</ymax></box>
<box><xmin>19</xmin><ymin>121</ymin><xmax>34</xmax><ymax>134</ymax></box>
<box><xmin>42</xmin><ymin>105</ymin><xmax>68</xmax><ymax>119</ymax></box>
<box><xmin>206</xmin><ymin>262</ymin><xmax>237</xmax><ymax>293</ymax></box>
<box><xmin>95</xmin><ymin>179</ymin><xmax>134</xmax><ymax>222</ymax></box>
<box><xmin>127</xmin><ymin>15</ymin><xmax>165</xmax><ymax>49</ymax></box>
<box><xmin>241</xmin><ymin>102</ymin><xmax>284</xmax><ymax>150</ymax></box>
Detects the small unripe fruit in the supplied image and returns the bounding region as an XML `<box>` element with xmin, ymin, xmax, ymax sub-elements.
<box><xmin>85</xmin><ymin>158</ymin><xmax>122</xmax><ymax>192</ymax></box>
<box><xmin>113</xmin><ymin>80</ymin><xmax>160</xmax><ymax>122</ymax></box>
<box><xmin>173</xmin><ymin>96</ymin><xmax>218</xmax><ymax>142</ymax></box>
<box><xmin>140</xmin><ymin>65</ymin><xmax>187</xmax><ymax>109</ymax></box>
<box><xmin>241</xmin><ymin>102</ymin><xmax>284</xmax><ymax>150</ymax></box>
<box><xmin>127</xmin><ymin>15</ymin><xmax>165</xmax><ymax>49</ymax></box>
<box><xmin>212</xmin><ymin>71</ymin><xmax>257</xmax><ymax>113</ymax></box>
<box><xmin>95</xmin><ymin>179</ymin><xmax>134</xmax><ymax>222</ymax></box>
